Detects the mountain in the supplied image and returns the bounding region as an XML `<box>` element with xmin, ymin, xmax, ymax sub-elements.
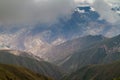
<box><xmin>45</xmin><ymin>6</ymin><xmax>109</xmax><ymax>40</ymax></box>
<box><xmin>0</xmin><ymin>63</ymin><xmax>53</xmax><ymax>80</ymax></box>
<box><xmin>0</xmin><ymin>5</ymin><xmax>112</xmax><ymax>59</ymax></box>
<box><xmin>22</xmin><ymin>6</ymin><xmax>113</xmax><ymax>59</ymax></box>
<box><xmin>44</xmin><ymin>35</ymin><xmax>105</xmax><ymax>62</ymax></box>
<box><xmin>111</xmin><ymin>3</ymin><xmax>120</xmax><ymax>15</ymax></box>
<box><xmin>63</xmin><ymin>61</ymin><xmax>120</xmax><ymax>80</ymax></box>
<box><xmin>0</xmin><ymin>50</ymin><xmax>63</xmax><ymax>80</ymax></box>
<box><xmin>59</xmin><ymin>34</ymin><xmax>120</xmax><ymax>71</ymax></box>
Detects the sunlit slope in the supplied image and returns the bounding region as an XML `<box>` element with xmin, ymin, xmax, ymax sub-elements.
<box><xmin>0</xmin><ymin>50</ymin><xmax>63</xmax><ymax>80</ymax></box>
<box><xmin>0</xmin><ymin>63</ymin><xmax>53</xmax><ymax>80</ymax></box>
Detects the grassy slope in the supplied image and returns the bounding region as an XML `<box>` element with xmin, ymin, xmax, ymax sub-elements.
<box><xmin>64</xmin><ymin>61</ymin><xmax>120</xmax><ymax>80</ymax></box>
<box><xmin>0</xmin><ymin>50</ymin><xmax>63</xmax><ymax>80</ymax></box>
<box><xmin>0</xmin><ymin>63</ymin><xmax>53</xmax><ymax>80</ymax></box>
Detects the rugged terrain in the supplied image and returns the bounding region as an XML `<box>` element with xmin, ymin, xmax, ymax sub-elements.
<box><xmin>63</xmin><ymin>61</ymin><xmax>120</xmax><ymax>80</ymax></box>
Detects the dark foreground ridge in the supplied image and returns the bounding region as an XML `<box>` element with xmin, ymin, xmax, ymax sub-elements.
<box><xmin>0</xmin><ymin>63</ymin><xmax>53</xmax><ymax>80</ymax></box>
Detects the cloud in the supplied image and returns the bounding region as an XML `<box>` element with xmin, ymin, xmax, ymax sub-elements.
<box><xmin>0</xmin><ymin>0</ymin><xmax>75</xmax><ymax>24</ymax></box>
<box><xmin>0</xmin><ymin>0</ymin><xmax>120</xmax><ymax>37</ymax></box>
<box><xmin>93</xmin><ymin>0</ymin><xmax>120</xmax><ymax>24</ymax></box>
<box><xmin>74</xmin><ymin>0</ymin><xmax>95</xmax><ymax>4</ymax></box>
<box><xmin>105</xmin><ymin>25</ymin><xmax>120</xmax><ymax>37</ymax></box>
<box><xmin>1</xmin><ymin>0</ymin><xmax>119</xmax><ymax>25</ymax></box>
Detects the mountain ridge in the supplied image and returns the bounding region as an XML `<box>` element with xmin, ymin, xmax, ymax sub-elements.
<box><xmin>0</xmin><ymin>50</ymin><xmax>63</xmax><ymax>80</ymax></box>
<box><xmin>63</xmin><ymin>61</ymin><xmax>120</xmax><ymax>80</ymax></box>
<box><xmin>59</xmin><ymin>34</ymin><xmax>120</xmax><ymax>71</ymax></box>
<box><xmin>0</xmin><ymin>63</ymin><xmax>53</xmax><ymax>80</ymax></box>
<box><xmin>44</xmin><ymin>35</ymin><xmax>105</xmax><ymax>62</ymax></box>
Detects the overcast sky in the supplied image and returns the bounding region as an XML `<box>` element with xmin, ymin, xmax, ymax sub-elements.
<box><xmin>0</xmin><ymin>0</ymin><xmax>119</xmax><ymax>25</ymax></box>
<box><xmin>93</xmin><ymin>0</ymin><xmax>120</xmax><ymax>24</ymax></box>
<box><xmin>0</xmin><ymin>0</ymin><xmax>75</xmax><ymax>24</ymax></box>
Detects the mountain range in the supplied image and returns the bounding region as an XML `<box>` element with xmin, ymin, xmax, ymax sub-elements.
<box><xmin>44</xmin><ymin>35</ymin><xmax>105</xmax><ymax>62</ymax></box>
<box><xmin>59</xmin><ymin>34</ymin><xmax>120</xmax><ymax>72</ymax></box>
<box><xmin>1</xmin><ymin>34</ymin><xmax>120</xmax><ymax>80</ymax></box>
<box><xmin>0</xmin><ymin>4</ymin><xmax>120</xmax><ymax>80</ymax></box>
<box><xmin>0</xmin><ymin>5</ymin><xmax>114</xmax><ymax>59</ymax></box>
<box><xmin>0</xmin><ymin>50</ymin><xmax>63</xmax><ymax>80</ymax></box>
<box><xmin>63</xmin><ymin>61</ymin><xmax>120</xmax><ymax>80</ymax></box>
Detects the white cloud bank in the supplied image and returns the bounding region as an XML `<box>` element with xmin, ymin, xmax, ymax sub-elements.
<box><xmin>0</xmin><ymin>0</ymin><xmax>119</xmax><ymax>25</ymax></box>
<box><xmin>93</xmin><ymin>0</ymin><xmax>120</xmax><ymax>24</ymax></box>
<box><xmin>0</xmin><ymin>0</ymin><xmax>75</xmax><ymax>24</ymax></box>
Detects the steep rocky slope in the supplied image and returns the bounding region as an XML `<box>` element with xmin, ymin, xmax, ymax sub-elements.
<box><xmin>60</xmin><ymin>35</ymin><xmax>120</xmax><ymax>71</ymax></box>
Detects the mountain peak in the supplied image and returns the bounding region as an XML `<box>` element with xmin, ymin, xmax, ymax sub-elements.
<box><xmin>85</xmin><ymin>35</ymin><xmax>105</xmax><ymax>39</ymax></box>
<box><xmin>75</xmin><ymin>6</ymin><xmax>95</xmax><ymax>13</ymax></box>
<box><xmin>111</xmin><ymin>6</ymin><xmax>120</xmax><ymax>14</ymax></box>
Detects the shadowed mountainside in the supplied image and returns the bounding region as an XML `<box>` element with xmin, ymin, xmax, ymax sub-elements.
<box><xmin>59</xmin><ymin>35</ymin><xmax>120</xmax><ymax>71</ymax></box>
<box><xmin>63</xmin><ymin>61</ymin><xmax>120</xmax><ymax>80</ymax></box>
<box><xmin>45</xmin><ymin>35</ymin><xmax>105</xmax><ymax>63</ymax></box>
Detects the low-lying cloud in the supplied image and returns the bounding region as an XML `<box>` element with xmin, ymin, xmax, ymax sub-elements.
<box><xmin>0</xmin><ymin>0</ymin><xmax>120</xmax><ymax>38</ymax></box>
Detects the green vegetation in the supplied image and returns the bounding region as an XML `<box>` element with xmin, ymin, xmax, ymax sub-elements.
<box><xmin>63</xmin><ymin>61</ymin><xmax>120</xmax><ymax>80</ymax></box>
<box><xmin>0</xmin><ymin>63</ymin><xmax>53</xmax><ymax>80</ymax></box>
<box><xmin>0</xmin><ymin>50</ymin><xmax>63</xmax><ymax>80</ymax></box>
<box><xmin>113</xmin><ymin>77</ymin><xmax>120</xmax><ymax>80</ymax></box>
<box><xmin>0</xmin><ymin>35</ymin><xmax>120</xmax><ymax>80</ymax></box>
